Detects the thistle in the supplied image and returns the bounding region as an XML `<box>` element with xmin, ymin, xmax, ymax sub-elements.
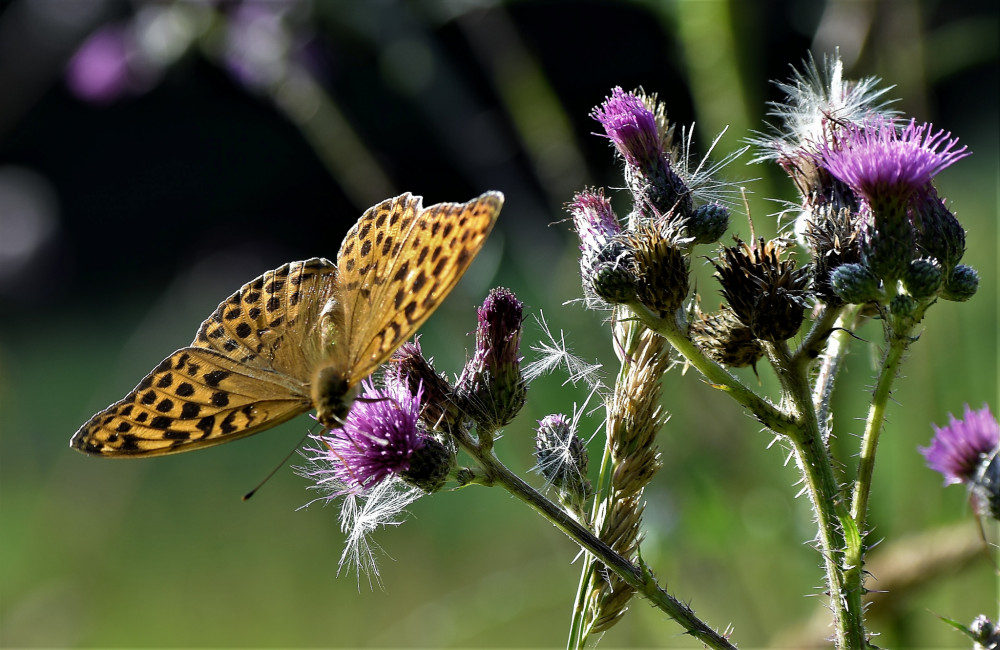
<box><xmin>592</xmin><ymin>86</ymin><xmax>692</xmax><ymax>217</ymax></box>
<box><xmin>921</xmin><ymin>404</ymin><xmax>1000</xmax><ymax>520</ymax></box>
<box><xmin>569</xmin><ymin>189</ymin><xmax>636</xmax><ymax>306</ymax></box>
<box><xmin>456</xmin><ymin>288</ymin><xmax>527</xmax><ymax>437</ymax></box>
<box><xmin>388</xmin><ymin>339</ymin><xmax>462</xmax><ymax>432</ymax></box>
<box><xmin>689</xmin><ymin>304</ymin><xmax>765</xmax><ymax>370</ymax></box>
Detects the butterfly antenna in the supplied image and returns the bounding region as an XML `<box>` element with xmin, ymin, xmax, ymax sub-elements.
<box><xmin>242</xmin><ymin>428</ymin><xmax>314</xmax><ymax>501</ymax></box>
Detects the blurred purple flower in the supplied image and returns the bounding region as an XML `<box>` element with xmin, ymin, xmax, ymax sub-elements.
<box><xmin>222</xmin><ymin>2</ymin><xmax>291</xmax><ymax>90</ymax></box>
<box><xmin>66</xmin><ymin>21</ymin><xmax>164</xmax><ymax>104</ymax></box>
<box><xmin>307</xmin><ymin>379</ymin><xmax>427</xmax><ymax>494</ymax></box>
<box><xmin>920</xmin><ymin>404</ymin><xmax>999</xmax><ymax>485</ymax></box>
<box><xmin>66</xmin><ymin>24</ymin><xmax>134</xmax><ymax>103</ymax></box>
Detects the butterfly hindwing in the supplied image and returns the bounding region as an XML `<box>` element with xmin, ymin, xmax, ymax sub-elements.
<box><xmin>71</xmin><ymin>347</ymin><xmax>312</xmax><ymax>457</ymax></box>
<box><xmin>337</xmin><ymin>192</ymin><xmax>503</xmax><ymax>383</ymax></box>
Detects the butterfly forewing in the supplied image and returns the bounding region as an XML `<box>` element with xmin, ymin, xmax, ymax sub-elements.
<box><xmin>71</xmin><ymin>347</ymin><xmax>311</xmax><ymax>456</ymax></box>
<box><xmin>337</xmin><ymin>192</ymin><xmax>503</xmax><ymax>382</ymax></box>
<box><xmin>192</xmin><ymin>258</ymin><xmax>340</xmax><ymax>379</ymax></box>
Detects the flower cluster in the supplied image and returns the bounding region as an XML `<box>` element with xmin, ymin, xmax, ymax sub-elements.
<box><xmin>572</xmin><ymin>88</ymin><xmax>736</xmax><ymax>329</ymax></box>
<box><xmin>752</xmin><ymin>55</ymin><xmax>977</xmax><ymax>317</ymax></box>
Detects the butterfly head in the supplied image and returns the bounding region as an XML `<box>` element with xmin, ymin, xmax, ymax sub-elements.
<box><xmin>312</xmin><ymin>365</ymin><xmax>359</xmax><ymax>428</ymax></box>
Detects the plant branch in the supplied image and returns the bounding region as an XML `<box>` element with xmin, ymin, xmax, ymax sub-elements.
<box><xmin>462</xmin><ymin>443</ymin><xmax>739</xmax><ymax>650</ymax></box>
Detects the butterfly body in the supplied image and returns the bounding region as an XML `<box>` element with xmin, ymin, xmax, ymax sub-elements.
<box><xmin>72</xmin><ymin>191</ymin><xmax>503</xmax><ymax>457</ymax></box>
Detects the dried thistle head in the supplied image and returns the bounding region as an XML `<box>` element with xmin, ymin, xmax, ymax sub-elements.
<box><xmin>690</xmin><ymin>305</ymin><xmax>765</xmax><ymax>371</ymax></box>
<box><xmin>713</xmin><ymin>237</ymin><xmax>811</xmax><ymax>342</ymax></box>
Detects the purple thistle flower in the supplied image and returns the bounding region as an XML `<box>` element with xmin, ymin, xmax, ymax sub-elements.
<box><xmin>309</xmin><ymin>379</ymin><xmax>428</xmax><ymax>494</ymax></box>
<box><xmin>920</xmin><ymin>404</ymin><xmax>999</xmax><ymax>485</ymax></box>
<box><xmin>591</xmin><ymin>87</ymin><xmax>662</xmax><ymax>171</ymax></box>
<box><xmin>815</xmin><ymin>116</ymin><xmax>970</xmax><ymax>210</ymax></box>
<box><xmin>570</xmin><ymin>189</ymin><xmax>621</xmax><ymax>258</ymax></box>
<box><xmin>456</xmin><ymin>288</ymin><xmax>526</xmax><ymax>432</ymax></box>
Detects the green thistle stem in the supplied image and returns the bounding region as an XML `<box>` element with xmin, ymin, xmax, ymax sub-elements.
<box><xmin>638</xmin><ymin>304</ymin><xmax>866</xmax><ymax>645</ymax></box>
<box><xmin>844</xmin><ymin>315</ymin><xmax>920</xmax><ymax>643</ymax></box>
<box><xmin>458</xmin><ymin>441</ymin><xmax>738</xmax><ymax>650</ymax></box>
<box><xmin>630</xmin><ymin>304</ymin><xmax>793</xmax><ymax>434</ymax></box>
<box><xmin>767</xmin><ymin>342</ymin><xmax>866</xmax><ymax>648</ymax></box>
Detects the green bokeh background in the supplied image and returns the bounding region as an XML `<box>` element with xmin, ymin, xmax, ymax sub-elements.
<box><xmin>1</xmin><ymin>1</ymin><xmax>997</xmax><ymax>647</ymax></box>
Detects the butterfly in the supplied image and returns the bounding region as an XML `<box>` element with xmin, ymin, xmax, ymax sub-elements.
<box><xmin>71</xmin><ymin>191</ymin><xmax>503</xmax><ymax>457</ymax></box>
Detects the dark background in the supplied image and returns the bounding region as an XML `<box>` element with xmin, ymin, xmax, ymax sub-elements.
<box><xmin>1</xmin><ymin>0</ymin><xmax>997</xmax><ymax>647</ymax></box>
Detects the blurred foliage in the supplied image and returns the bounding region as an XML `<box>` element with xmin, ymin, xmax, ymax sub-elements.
<box><xmin>0</xmin><ymin>0</ymin><xmax>996</xmax><ymax>647</ymax></box>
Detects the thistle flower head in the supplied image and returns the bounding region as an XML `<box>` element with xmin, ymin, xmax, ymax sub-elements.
<box><xmin>920</xmin><ymin>404</ymin><xmax>999</xmax><ymax>486</ymax></box>
<box><xmin>568</xmin><ymin>189</ymin><xmax>636</xmax><ymax>307</ymax></box>
<box><xmin>570</xmin><ymin>188</ymin><xmax>622</xmax><ymax>258</ymax></box>
<box><xmin>304</xmin><ymin>379</ymin><xmax>431</xmax><ymax>494</ymax></box>
<box><xmin>815</xmin><ymin>116</ymin><xmax>970</xmax><ymax>212</ymax></box>
<box><xmin>456</xmin><ymin>288</ymin><xmax>527</xmax><ymax>433</ymax></box>
<box><xmin>591</xmin><ymin>87</ymin><xmax>662</xmax><ymax>171</ymax></box>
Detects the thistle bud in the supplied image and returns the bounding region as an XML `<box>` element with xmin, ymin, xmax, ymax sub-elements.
<box><xmin>686</xmin><ymin>202</ymin><xmax>729</xmax><ymax>245</ymax></box>
<box><xmin>399</xmin><ymin>435</ymin><xmax>454</xmax><ymax>494</ymax></box>
<box><xmin>941</xmin><ymin>264</ymin><xmax>979</xmax><ymax>302</ymax></box>
<box><xmin>629</xmin><ymin>224</ymin><xmax>690</xmax><ymax>318</ymax></box>
<box><xmin>591</xmin><ymin>250</ymin><xmax>638</xmax><ymax>304</ymax></box>
<box><xmin>456</xmin><ymin>288</ymin><xmax>527</xmax><ymax>434</ymax></box>
<box><xmin>389</xmin><ymin>340</ymin><xmax>461</xmax><ymax>431</ymax></box>
<box><xmin>830</xmin><ymin>263</ymin><xmax>880</xmax><ymax>305</ymax></box>
<box><xmin>913</xmin><ymin>193</ymin><xmax>966</xmax><ymax>269</ymax></box>
<box><xmin>902</xmin><ymin>258</ymin><xmax>943</xmax><ymax>300</ymax></box>
<box><xmin>534</xmin><ymin>414</ymin><xmax>590</xmax><ymax>515</ymax></box>
<box><xmin>889</xmin><ymin>293</ymin><xmax>918</xmax><ymax>321</ymax></box>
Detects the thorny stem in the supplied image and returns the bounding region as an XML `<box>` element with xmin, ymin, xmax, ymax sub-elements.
<box><xmin>458</xmin><ymin>442</ymin><xmax>738</xmax><ymax>650</ymax></box>
<box><xmin>844</xmin><ymin>315</ymin><xmax>919</xmax><ymax>636</ymax></box>
<box><xmin>767</xmin><ymin>342</ymin><xmax>866</xmax><ymax>649</ymax></box>
<box><xmin>638</xmin><ymin>302</ymin><xmax>868</xmax><ymax>646</ymax></box>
